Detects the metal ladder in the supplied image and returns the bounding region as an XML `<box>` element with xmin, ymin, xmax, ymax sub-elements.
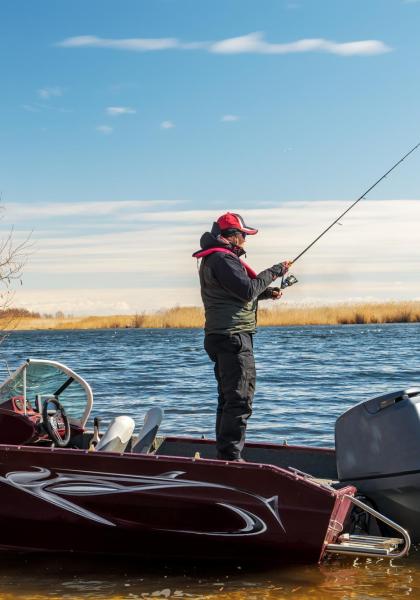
<box><xmin>325</xmin><ymin>495</ymin><xmax>411</xmax><ymax>559</ymax></box>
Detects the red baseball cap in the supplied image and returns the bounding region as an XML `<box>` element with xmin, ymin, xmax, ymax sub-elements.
<box><xmin>216</xmin><ymin>212</ymin><xmax>258</xmax><ymax>235</ymax></box>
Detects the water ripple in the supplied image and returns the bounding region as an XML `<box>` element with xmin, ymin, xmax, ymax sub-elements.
<box><xmin>0</xmin><ymin>324</ymin><xmax>419</xmax><ymax>447</ymax></box>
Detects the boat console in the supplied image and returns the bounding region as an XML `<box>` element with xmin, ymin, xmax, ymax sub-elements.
<box><xmin>0</xmin><ymin>358</ymin><xmax>163</xmax><ymax>453</ymax></box>
<box><xmin>0</xmin><ymin>359</ymin><xmax>91</xmax><ymax>447</ymax></box>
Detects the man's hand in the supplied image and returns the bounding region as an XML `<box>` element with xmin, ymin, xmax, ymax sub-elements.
<box><xmin>281</xmin><ymin>260</ymin><xmax>293</xmax><ymax>274</ymax></box>
<box><xmin>270</xmin><ymin>259</ymin><xmax>293</xmax><ymax>280</ymax></box>
<box><xmin>271</xmin><ymin>287</ymin><xmax>282</xmax><ymax>300</ymax></box>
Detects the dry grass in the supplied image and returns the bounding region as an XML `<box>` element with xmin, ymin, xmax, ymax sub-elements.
<box><xmin>258</xmin><ymin>301</ymin><xmax>420</xmax><ymax>326</ymax></box>
<box><xmin>2</xmin><ymin>301</ymin><xmax>420</xmax><ymax>331</ymax></box>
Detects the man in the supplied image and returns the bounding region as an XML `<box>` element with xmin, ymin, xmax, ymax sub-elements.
<box><xmin>193</xmin><ymin>212</ymin><xmax>291</xmax><ymax>461</ymax></box>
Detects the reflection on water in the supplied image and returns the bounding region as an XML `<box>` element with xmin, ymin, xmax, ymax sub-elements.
<box><xmin>0</xmin><ymin>552</ymin><xmax>420</xmax><ymax>599</ymax></box>
<box><xmin>0</xmin><ymin>324</ymin><xmax>419</xmax><ymax>598</ymax></box>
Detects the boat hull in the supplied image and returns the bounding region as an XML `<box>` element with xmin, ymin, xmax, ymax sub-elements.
<box><xmin>0</xmin><ymin>444</ymin><xmax>353</xmax><ymax>563</ymax></box>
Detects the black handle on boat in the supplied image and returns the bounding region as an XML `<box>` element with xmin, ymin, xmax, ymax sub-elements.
<box><xmin>89</xmin><ymin>416</ymin><xmax>102</xmax><ymax>451</ymax></box>
<box><xmin>292</xmin><ymin>142</ymin><xmax>420</xmax><ymax>265</ymax></box>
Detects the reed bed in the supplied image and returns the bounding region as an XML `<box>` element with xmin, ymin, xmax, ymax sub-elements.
<box><xmin>259</xmin><ymin>301</ymin><xmax>420</xmax><ymax>326</ymax></box>
<box><xmin>2</xmin><ymin>301</ymin><xmax>420</xmax><ymax>331</ymax></box>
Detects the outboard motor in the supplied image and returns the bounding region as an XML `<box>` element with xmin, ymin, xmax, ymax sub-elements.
<box><xmin>335</xmin><ymin>388</ymin><xmax>420</xmax><ymax>541</ymax></box>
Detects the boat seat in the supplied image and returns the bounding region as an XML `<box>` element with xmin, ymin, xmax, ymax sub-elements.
<box><xmin>132</xmin><ymin>407</ymin><xmax>164</xmax><ymax>454</ymax></box>
<box><xmin>96</xmin><ymin>415</ymin><xmax>135</xmax><ymax>453</ymax></box>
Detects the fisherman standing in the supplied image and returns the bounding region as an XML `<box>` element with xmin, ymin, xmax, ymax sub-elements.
<box><xmin>193</xmin><ymin>213</ymin><xmax>291</xmax><ymax>462</ymax></box>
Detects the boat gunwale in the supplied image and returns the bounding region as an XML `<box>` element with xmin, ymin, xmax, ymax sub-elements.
<box><xmin>0</xmin><ymin>439</ymin><xmax>342</xmax><ymax>497</ymax></box>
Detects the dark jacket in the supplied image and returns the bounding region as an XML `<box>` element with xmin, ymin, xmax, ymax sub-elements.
<box><xmin>193</xmin><ymin>232</ymin><xmax>286</xmax><ymax>335</ymax></box>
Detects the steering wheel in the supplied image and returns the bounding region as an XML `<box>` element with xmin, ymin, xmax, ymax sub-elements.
<box><xmin>42</xmin><ymin>397</ymin><xmax>71</xmax><ymax>447</ymax></box>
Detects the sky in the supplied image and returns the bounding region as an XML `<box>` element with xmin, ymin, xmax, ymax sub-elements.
<box><xmin>1</xmin><ymin>0</ymin><xmax>420</xmax><ymax>315</ymax></box>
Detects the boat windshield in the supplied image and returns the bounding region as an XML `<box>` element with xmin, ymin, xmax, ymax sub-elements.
<box><xmin>0</xmin><ymin>359</ymin><xmax>92</xmax><ymax>427</ymax></box>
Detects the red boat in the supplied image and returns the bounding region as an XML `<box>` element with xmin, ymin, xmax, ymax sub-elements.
<box><xmin>0</xmin><ymin>359</ymin><xmax>411</xmax><ymax>563</ymax></box>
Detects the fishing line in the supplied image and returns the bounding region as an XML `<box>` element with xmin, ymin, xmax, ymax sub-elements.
<box><xmin>291</xmin><ymin>142</ymin><xmax>420</xmax><ymax>265</ymax></box>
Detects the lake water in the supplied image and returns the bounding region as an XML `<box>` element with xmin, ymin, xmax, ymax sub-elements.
<box><xmin>0</xmin><ymin>323</ymin><xmax>419</xmax><ymax>599</ymax></box>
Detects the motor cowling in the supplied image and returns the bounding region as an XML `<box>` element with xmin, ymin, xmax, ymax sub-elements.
<box><xmin>336</xmin><ymin>388</ymin><xmax>420</xmax><ymax>481</ymax></box>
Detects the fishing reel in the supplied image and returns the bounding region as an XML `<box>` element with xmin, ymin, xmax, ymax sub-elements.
<box><xmin>280</xmin><ymin>274</ymin><xmax>298</xmax><ymax>290</ymax></box>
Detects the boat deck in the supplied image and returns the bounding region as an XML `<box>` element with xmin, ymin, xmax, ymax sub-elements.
<box><xmin>156</xmin><ymin>436</ymin><xmax>339</xmax><ymax>481</ymax></box>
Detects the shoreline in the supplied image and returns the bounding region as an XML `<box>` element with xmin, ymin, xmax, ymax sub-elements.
<box><xmin>2</xmin><ymin>301</ymin><xmax>420</xmax><ymax>331</ymax></box>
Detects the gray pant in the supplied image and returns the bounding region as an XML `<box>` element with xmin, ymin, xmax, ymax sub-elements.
<box><xmin>204</xmin><ymin>332</ymin><xmax>256</xmax><ymax>460</ymax></box>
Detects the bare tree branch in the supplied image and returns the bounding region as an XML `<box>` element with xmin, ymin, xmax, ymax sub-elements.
<box><xmin>0</xmin><ymin>206</ymin><xmax>32</xmax><ymax>340</ymax></box>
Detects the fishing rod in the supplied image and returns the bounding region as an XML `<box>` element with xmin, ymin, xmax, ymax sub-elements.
<box><xmin>291</xmin><ymin>142</ymin><xmax>420</xmax><ymax>266</ymax></box>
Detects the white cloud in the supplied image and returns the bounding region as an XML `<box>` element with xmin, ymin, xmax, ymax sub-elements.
<box><xmin>210</xmin><ymin>32</ymin><xmax>264</xmax><ymax>54</ymax></box>
<box><xmin>210</xmin><ymin>32</ymin><xmax>391</xmax><ymax>56</ymax></box>
<box><xmin>324</xmin><ymin>40</ymin><xmax>391</xmax><ymax>57</ymax></box>
<box><xmin>106</xmin><ymin>106</ymin><xmax>136</xmax><ymax>116</ymax></box>
<box><xmin>38</xmin><ymin>86</ymin><xmax>63</xmax><ymax>99</ymax></box>
<box><xmin>22</xmin><ymin>104</ymin><xmax>40</xmax><ymax>112</ymax></box>
<box><xmin>57</xmin><ymin>33</ymin><xmax>392</xmax><ymax>57</ymax></box>
<box><xmin>221</xmin><ymin>114</ymin><xmax>240</xmax><ymax>122</ymax></box>
<box><xmin>22</xmin><ymin>102</ymin><xmax>72</xmax><ymax>114</ymax></box>
<box><xmin>58</xmin><ymin>35</ymin><xmax>179</xmax><ymax>51</ymax></box>
<box><xmin>13</xmin><ymin>287</ymin><xmax>201</xmax><ymax>316</ymax></box>
<box><xmin>6</xmin><ymin>200</ymin><xmax>420</xmax><ymax>314</ymax></box>
<box><xmin>4</xmin><ymin>200</ymin><xmax>181</xmax><ymax>220</ymax></box>
<box><xmin>96</xmin><ymin>125</ymin><xmax>113</xmax><ymax>135</ymax></box>
<box><xmin>160</xmin><ymin>120</ymin><xmax>175</xmax><ymax>129</ymax></box>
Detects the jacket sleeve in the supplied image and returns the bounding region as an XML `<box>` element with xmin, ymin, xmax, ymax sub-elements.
<box><xmin>211</xmin><ymin>254</ymin><xmax>285</xmax><ymax>302</ymax></box>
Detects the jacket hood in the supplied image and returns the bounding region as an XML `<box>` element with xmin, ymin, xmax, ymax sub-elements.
<box><xmin>192</xmin><ymin>231</ymin><xmax>245</xmax><ymax>257</ymax></box>
<box><xmin>200</xmin><ymin>231</ymin><xmax>228</xmax><ymax>250</ymax></box>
